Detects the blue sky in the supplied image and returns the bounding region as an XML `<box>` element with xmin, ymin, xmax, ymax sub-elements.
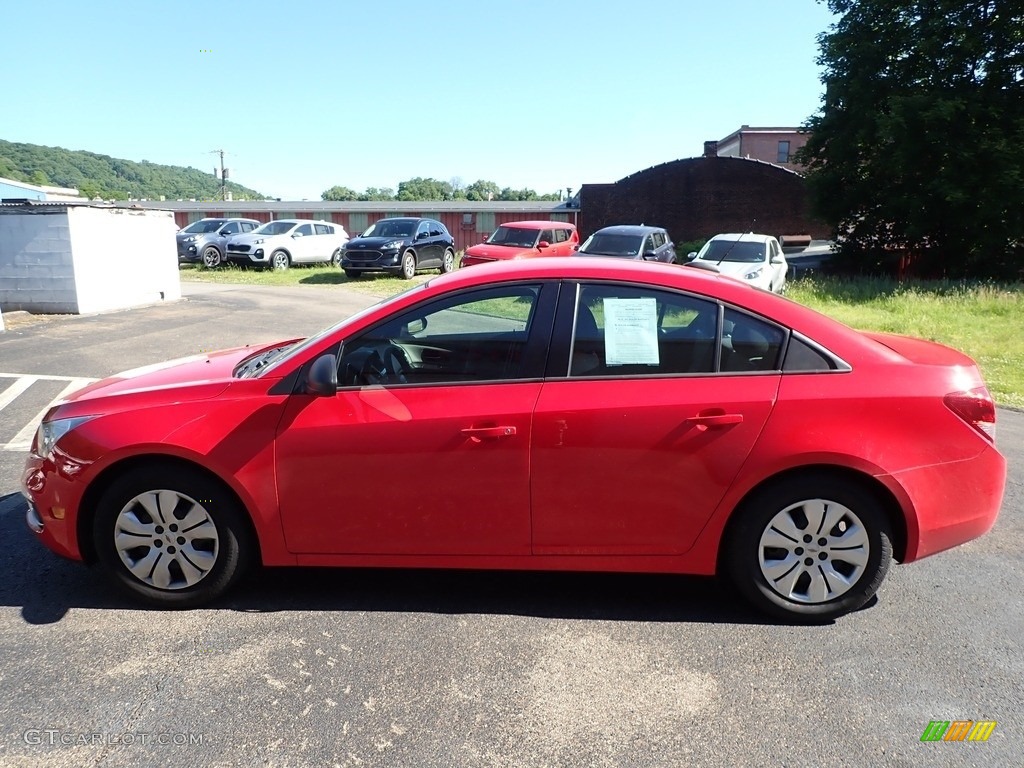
<box><xmin>3</xmin><ymin>0</ymin><xmax>837</xmax><ymax>200</ymax></box>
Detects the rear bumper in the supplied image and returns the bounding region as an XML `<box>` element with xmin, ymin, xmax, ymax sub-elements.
<box><xmin>898</xmin><ymin>444</ymin><xmax>1007</xmax><ymax>562</ymax></box>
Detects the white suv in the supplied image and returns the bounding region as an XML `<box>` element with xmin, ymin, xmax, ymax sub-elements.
<box><xmin>225</xmin><ymin>219</ymin><xmax>349</xmax><ymax>270</ymax></box>
<box><xmin>688</xmin><ymin>233</ymin><xmax>788</xmax><ymax>293</ymax></box>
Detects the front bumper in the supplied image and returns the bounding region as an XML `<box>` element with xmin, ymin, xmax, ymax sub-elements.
<box><xmin>177</xmin><ymin>243</ymin><xmax>200</xmax><ymax>263</ymax></box>
<box><xmin>21</xmin><ymin>457</ymin><xmax>83</xmax><ymax>561</ymax></box>
<box><xmin>226</xmin><ymin>247</ymin><xmax>270</xmax><ymax>265</ymax></box>
<box><xmin>342</xmin><ymin>249</ymin><xmax>402</xmax><ymax>272</ymax></box>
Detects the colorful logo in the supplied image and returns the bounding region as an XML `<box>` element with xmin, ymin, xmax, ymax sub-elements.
<box><xmin>921</xmin><ymin>720</ymin><xmax>997</xmax><ymax>742</ymax></box>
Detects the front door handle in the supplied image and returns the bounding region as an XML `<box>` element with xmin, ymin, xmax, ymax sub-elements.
<box><xmin>686</xmin><ymin>413</ymin><xmax>743</xmax><ymax>431</ymax></box>
<box><xmin>461</xmin><ymin>425</ymin><xmax>517</xmax><ymax>442</ymax></box>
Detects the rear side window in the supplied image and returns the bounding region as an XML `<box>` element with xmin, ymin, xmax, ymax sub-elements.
<box><xmin>570</xmin><ymin>284</ymin><xmax>719</xmax><ymax>377</ymax></box>
<box><xmin>783</xmin><ymin>336</ymin><xmax>840</xmax><ymax>371</ymax></box>
<box><xmin>721</xmin><ymin>308</ymin><xmax>785</xmax><ymax>372</ymax></box>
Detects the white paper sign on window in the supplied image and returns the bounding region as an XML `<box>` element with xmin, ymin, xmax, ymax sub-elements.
<box><xmin>603</xmin><ymin>297</ymin><xmax>659</xmax><ymax>366</ymax></box>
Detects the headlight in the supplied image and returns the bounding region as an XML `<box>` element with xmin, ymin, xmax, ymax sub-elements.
<box><xmin>383</xmin><ymin>240</ymin><xmax>404</xmax><ymax>250</ymax></box>
<box><xmin>252</xmin><ymin>238</ymin><xmax>264</xmax><ymax>245</ymax></box>
<box><xmin>743</xmin><ymin>267</ymin><xmax>764</xmax><ymax>280</ymax></box>
<box><xmin>33</xmin><ymin>416</ymin><xmax>94</xmax><ymax>458</ymax></box>
<box><xmin>183</xmin><ymin>236</ymin><xmax>197</xmax><ymax>243</ymax></box>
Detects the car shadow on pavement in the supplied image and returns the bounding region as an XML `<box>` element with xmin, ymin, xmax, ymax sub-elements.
<box><xmin>1</xmin><ymin>491</ymin><xmax>832</xmax><ymax>627</ymax></box>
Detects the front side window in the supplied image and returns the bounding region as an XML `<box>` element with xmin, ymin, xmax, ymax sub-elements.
<box><xmin>339</xmin><ymin>284</ymin><xmax>544</xmax><ymax>386</ymax></box>
<box><xmin>295</xmin><ymin>223</ymin><xmax>314</xmax><ymax>236</ymax></box>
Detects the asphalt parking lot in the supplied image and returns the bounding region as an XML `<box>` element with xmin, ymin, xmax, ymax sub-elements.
<box><xmin>0</xmin><ymin>281</ymin><xmax>1021</xmax><ymax>767</ymax></box>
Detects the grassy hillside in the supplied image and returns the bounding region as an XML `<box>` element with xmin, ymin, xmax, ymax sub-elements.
<box><xmin>0</xmin><ymin>139</ymin><xmax>269</xmax><ymax>201</ymax></box>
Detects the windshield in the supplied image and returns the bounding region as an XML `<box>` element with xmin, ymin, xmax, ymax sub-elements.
<box><xmin>362</xmin><ymin>219</ymin><xmax>416</xmax><ymax>238</ymax></box>
<box><xmin>486</xmin><ymin>226</ymin><xmax>540</xmax><ymax>248</ymax></box>
<box><xmin>697</xmin><ymin>240</ymin><xmax>766</xmax><ymax>263</ymax></box>
<box><xmin>253</xmin><ymin>221</ymin><xmax>297</xmax><ymax>236</ymax></box>
<box><xmin>579</xmin><ymin>233</ymin><xmax>644</xmax><ymax>257</ymax></box>
<box><xmin>256</xmin><ymin>281</ymin><xmax>430</xmax><ymax>377</ymax></box>
<box><xmin>181</xmin><ymin>219</ymin><xmax>226</xmax><ymax>234</ymax></box>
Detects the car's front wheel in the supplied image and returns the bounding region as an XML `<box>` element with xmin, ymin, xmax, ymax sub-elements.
<box><xmin>202</xmin><ymin>245</ymin><xmax>223</xmax><ymax>269</ymax></box>
<box><xmin>400</xmin><ymin>251</ymin><xmax>416</xmax><ymax>280</ymax></box>
<box><xmin>440</xmin><ymin>248</ymin><xmax>455</xmax><ymax>274</ymax></box>
<box><xmin>331</xmin><ymin>248</ymin><xmax>343</xmax><ymax>266</ymax></box>
<box><xmin>271</xmin><ymin>250</ymin><xmax>290</xmax><ymax>270</ymax></box>
<box><xmin>92</xmin><ymin>465</ymin><xmax>253</xmax><ymax>608</ymax></box>
<box><xmin>725</xmin><ymin>474</ymin><xmax>892</xmax><ymax>622</ymax></box>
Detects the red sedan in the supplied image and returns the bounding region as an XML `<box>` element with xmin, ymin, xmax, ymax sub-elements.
<box><xmin>21</xmin><ymin>259</ymin><xmax>1006</xmax><ymax>621</ymax></box>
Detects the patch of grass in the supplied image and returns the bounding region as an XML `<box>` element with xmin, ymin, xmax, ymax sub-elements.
<box><xmin>180</xmin><ymin>263</ymin><xmax>430</xmax><ymax>296</ymax></box>
<box><xmin>787</xmin><ymin>276</ymin><xmax>1024</xmax><ymax>409</ymax></box>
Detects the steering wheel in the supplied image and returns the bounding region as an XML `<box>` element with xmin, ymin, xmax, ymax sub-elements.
<box><xmin>360</xmin><ymin>342</ymin><xmax>410</xmax><ymax>385</ymax></box>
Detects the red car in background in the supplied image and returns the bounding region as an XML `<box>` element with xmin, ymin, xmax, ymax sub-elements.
<box><xmin>22</xmin><ymin>259</ymin><xmax>1006</xmax><ymax>621</ymax></box>
<box><xmin>461</xmin><ymin>220</ymin><xmax>579</xmax><ymax>267</ymax></box>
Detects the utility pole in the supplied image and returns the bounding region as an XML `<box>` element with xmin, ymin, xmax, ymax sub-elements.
<box><xmin>209</xmin><ymin>149</ymin><xmax>229</xmax><ymax>201</ymax></box>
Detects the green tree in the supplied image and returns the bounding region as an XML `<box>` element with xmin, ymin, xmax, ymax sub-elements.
<box><xmin>359</xmin><ymin>187</ymin><xmax>395</xmax><ymax>201</ymax></box>
<box><xmin>464</xmin><ymin>179</ymin><xmax>501</xmax><ymax>201</ymax></box>
<box><xmin>800</xmin><ymin>1</ymin><xmax>1024</xmax><ymax>278</ymax></box>
<box><xmin>321</xmin><ymin>185</ymin><xmax>359</xmax><ymax>201</ymax></box>
<box><xmin>396</xmin><ymin>177</ymin><xmax>454</xmax><ymax>201</ymax></box>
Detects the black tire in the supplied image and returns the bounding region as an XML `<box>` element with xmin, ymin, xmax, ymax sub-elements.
<box><xmin>343</xmin><ymin>268</ymin><xmax>362</xmax><ymax>278</ymax></box>
<box><xmin>330</xmin><ymin>248</ymin><xmax>343</xmax><ymax>266</ymax></box>
<box><xmin>440</xmin><ymin>248</ymin><xmax>455</xmax><ymax>274</ymax></box>
<box><xmin>202</xmin><ymin>245</ymin><xmax>222</xmax><ymax>269</ymax></box>
<box><xmin>400</xmin><ymin>251</ymin><xmax>416</xmax><ymax>280</ymax></box>
<box><xmin>270</xmin><ymin>250</ymin><xmax>290</xmax><ymax>270</ymax></box>
<box><xmin>725</xmin><ymin>473</ymin><xmax>892</xmax><ymax>622</ymax></box>
<box><xmin>92</xmin><ymin>465</ymin><xmax>254</xmax><ymax>608</ymax></box>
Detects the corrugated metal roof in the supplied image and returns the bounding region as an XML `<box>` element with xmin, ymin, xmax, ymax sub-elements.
<box><xmin>119</xmin><ymin>199</ymin><xmax>569</xmax><ymax>213</ymax></box>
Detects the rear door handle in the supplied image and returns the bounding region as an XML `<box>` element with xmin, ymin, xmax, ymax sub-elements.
<box><xmin>686</xmin><ymin>413</ymin><xmax>743</xmax><ymax>430</ymax></box>
<box><xmin>461</xmin><ymin>425</ymin><xmax>517</xmax><ymax>442</ymax></box>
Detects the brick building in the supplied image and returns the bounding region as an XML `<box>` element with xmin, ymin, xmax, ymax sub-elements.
<box><xmin>578</xmin><ymin>156</ymin><xmax>829</xmax><ymax>245</ymax></box>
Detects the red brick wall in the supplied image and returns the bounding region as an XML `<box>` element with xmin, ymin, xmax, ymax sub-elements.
<box><xmin>579</xmin><ymin>157</ymin><xmax>829</xmax><ymax>243</ymax></box>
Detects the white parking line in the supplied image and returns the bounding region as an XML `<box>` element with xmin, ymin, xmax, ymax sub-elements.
<box><xmin>0</xmin><ymin>373</ymin><xmax>98</xmax><ymax>452</ymax></box>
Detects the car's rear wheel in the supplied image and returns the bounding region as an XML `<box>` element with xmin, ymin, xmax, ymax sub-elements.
<box><xmin>202</xmin><ymin>245</ymin><xmax>222</xmax><ymax>269</ymax></box>
<box><xmin>343</xmin><ymin>268</ymin><xmax>362</xmax><ymax>278</ymax></box>
<box><xmin>400</xmin><ymin>251</ymin><xmax>416</xmax><ymax>280</ymax></box>
<box><xmin>92</xmin><ymin>465</ymin><xmax>253</xmax><ymax>608</ymax></box>
<box><xmin>725</xmin><ymin>474</ymin><xmax>892</xmax><ymax>622</ymax></box>
<box><xmin>271</xmin><ymin>250</ymin><xmax>290</xmax><ymax>270</ymax></box>
<box><xmin>330</xmin><ymin>248</ymin><xmax>342</xmax><ymax>266</ymax></box>
<box><xmin>440</xmin><ymin>248</ymin><xmax>455</xmax><ymax>274</ymax></box>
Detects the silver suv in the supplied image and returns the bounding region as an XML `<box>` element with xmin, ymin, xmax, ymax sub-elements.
<box><xmin>176</xmin><ymin>218</ymin><xmax>261</xmax><ymax>268</ymax></box>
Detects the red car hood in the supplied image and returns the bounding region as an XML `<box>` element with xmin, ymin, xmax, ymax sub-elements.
<box><xmin>57</xmin><ymin>343</ymin><xmax>288</xmax><ymax>410</ymax></box>
<box><xmin>464</xmin><ymin>243</ymin><xmax>537</xmax><ymax>261</ymax></box>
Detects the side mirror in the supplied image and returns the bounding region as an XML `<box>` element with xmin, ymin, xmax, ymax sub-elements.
<box><xmin>537</xmin><ymin>241</ymin><xmax>550</xmax><ymax>249</ymax></box>
<box><xmin>686</xmin><ymin>252</ymin><xmax>697</xmax><ymax>261</ymax></box>
<box><xmin>573</xmin><ymin>244</ymin><xmax>580</xmax><ymax>251</ymax></box>
<box><xmin>292</xmin><ymin>232</ymin><xmax>303</xmax><ymax>238</ymax></box>
<box><xmin>305</xmin><ymin>354</ymin><xmax>338</xmax><ymax>396</ymax></box>
<box><xmin>405</xmin><ymin>317</ymin><xmax>427</xmax><ymax>335</ymax></box>
<box><xmin>770</xmin><ymin>255</ymin><xmax>785</xmax><ymax>265</ymax></box>
<box><xmin>642</xmin><ymin>251</ymin><xmax>658</xmax><ymax>261</ymax></box>
<box><xmin>416</xmin><ymin>231</ymin><xmax>428</xmax><ymax>240</ymax></box>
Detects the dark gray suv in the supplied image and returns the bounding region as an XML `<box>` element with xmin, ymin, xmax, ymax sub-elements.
<box><xmin>341</xmin><ymin>217</ymin><xmax>456</xmax><ymax>279</ymax></box>
<box><xmin>177</xmin><ymin>218</ymin><xmax>261</xmax><ymax>268</ymax></box>
<box><xmin>576</xmin><ymin>225</ymin><xmax>678</xmax><ymax>263</ymax></box>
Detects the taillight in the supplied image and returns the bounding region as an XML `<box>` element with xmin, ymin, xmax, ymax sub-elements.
<box><xmin>943</xmin><ymin>387</ymin><xmax>996</xmax><ymax>442</ymax></box>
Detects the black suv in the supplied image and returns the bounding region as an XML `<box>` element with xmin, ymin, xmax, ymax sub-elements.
<box><xmin>342</xmin><ymin>217</ymin><xmax>456</xmax><ymax>279</ymax></box>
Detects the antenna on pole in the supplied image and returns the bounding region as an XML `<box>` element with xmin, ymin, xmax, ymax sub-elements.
<box><xmin>208</xmin><ymin>149</ymin><xmax>229</xmax><ymax>201</ymax></box>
